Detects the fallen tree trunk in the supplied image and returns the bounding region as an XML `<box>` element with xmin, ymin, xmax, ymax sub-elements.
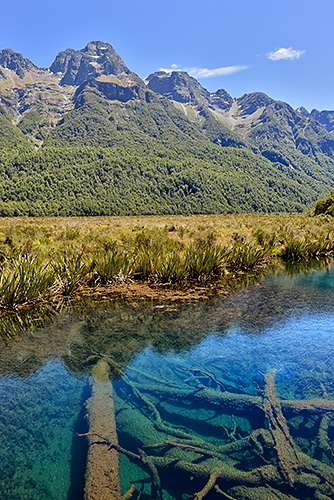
<box><xmin>84</xmin><ymin>359</ymin><xmax>121</xmax><ymax>500</ymax></box>
<box><xmin>263</xmin><ymin>370</ymin><xmax>301</xmax><ymax>485</ymax></box>
<box><xmin>89</xmin><ymin>357</ymin><xmax>334</xmax><ymax>499</ymax></box>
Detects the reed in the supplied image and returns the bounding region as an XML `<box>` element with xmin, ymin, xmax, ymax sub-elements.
<box><xmin>0</xmin><ymin>215</ymin><xmax>333</xmax><ymax>310</ymax></box>
<box><xmin>185</xmin><ymin>243</ymin><xmax>227</xmax><ymax>280</ymax></box>
<box><xmin>153</xmin><ymin>251</ymin><xmax>188</xmax><ymax>283</ymax></box>
<box><xmin>130</xmin><ymin>230</ymin><xmax>181</xmax><ymax>280</ymax></box>
<box><xmin>131</xmin><ymin>239</ymin><xmax>227</xmax><ymax>282</ymax></box>
<box><xmin>280</xmin><ymin>232</ymin><xmax>333</xmax><ymax>261</ymax></box>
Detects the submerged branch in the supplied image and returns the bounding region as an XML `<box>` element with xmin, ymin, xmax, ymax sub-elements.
<box><xmin>194</xmin><ymin>468</ymin><xmax>222</xmax><ymax>500</ymax></box>
<box><xmin>135</xmin><ymin>381</ymin><xmax>334</xmax><ymax>415</ymax></box>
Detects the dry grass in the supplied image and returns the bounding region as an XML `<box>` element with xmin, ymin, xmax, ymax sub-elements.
<box><xmin>0</xmin><ymin>213</ymin><xmax>333</xmax><ymax>310</ymax></box>
<box><xmin>0</xmin><ymin>213</ymin><xmax>332</xmax><ymax>254</ymax></box>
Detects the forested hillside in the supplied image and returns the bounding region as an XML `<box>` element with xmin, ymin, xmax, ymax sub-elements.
<box><xmin>0</xmin><ymin>41</ymin><xmax>334</xmax><ymax>216</ymax></box>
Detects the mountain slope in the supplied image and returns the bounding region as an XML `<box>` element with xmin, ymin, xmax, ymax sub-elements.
<box><xmin>235</xmin><ymin>94</ymin><xmax>334</xmax><ymax>186</ymax></box>
<box><xmin>0</xmin><ymin>105</ymin><xmax>33</xmax><ymax>150</ymax></box>
<box><xmin>0</xmin><ymin>49</ymin><xmax>73</xmax><ymax>145</ymax></box>
<box><xmin>298</xmin><ymin>107</ymin><xmax>334</xmax><ymax>134</ymax></box>
<box><xmin>0</xmin><ymin>42</ymin><xmax>334</xmax><ymax>216</ymax></box>
<box><xmin>44</xmin><ymin>78</ymin><xmax>207</xmax><ymax>149</ymax></box>
<box><xmin>146</xmin><ymin>71</ymin><xmax>247</xmax><ymax>148</ymax></box>
<box><xmin>147</xmin><ymin>71</ymin><xmax>334</xmax><ymax>195</ymax></box>
<box><xmin>0</xmin><ymin>143</ymin><xmax>320</xmax><ymax>216</ymax></box>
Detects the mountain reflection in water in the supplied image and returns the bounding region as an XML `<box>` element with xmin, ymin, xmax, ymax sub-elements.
<box><xmin>0</xmin><ymin>261</ymin><xmax>334</xmax><ymax>499</ymax></box>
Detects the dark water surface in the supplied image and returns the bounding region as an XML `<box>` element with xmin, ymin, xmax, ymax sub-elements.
<box><xmin>1</xmin><ymin>264</ymin><xmax>334</xmax><ymax>499</ymax></box>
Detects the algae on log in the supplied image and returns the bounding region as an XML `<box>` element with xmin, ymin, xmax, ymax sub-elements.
<box><xmin>112</xmin><ymin>368</ymin><xmax>334</xmax><ymax>499</ymax></box>
<box><xmin>263</xmin><ymin>370</ymin><xmax>301</xmax><ymax>486</ymax></box>
<box><xmin>84</xmin><ymin>359</ymin><xmax>120</xmax><ymax>500</ymax></box>
<box><xmin>79</xmin><ymin>353</ymin><xmax>334</xmax><ymax>499</ymax></box>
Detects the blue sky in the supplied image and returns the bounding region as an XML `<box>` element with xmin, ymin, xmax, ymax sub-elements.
<box><xmin>1</xmin><ymin>0</ymin><xmax>333</xmax><ymax>111</ymax></box>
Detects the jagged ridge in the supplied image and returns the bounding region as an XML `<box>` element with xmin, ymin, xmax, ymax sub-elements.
<box><xmin>0</xmin><ymin>41</ymin><xmax>334</xmax><ymax>216</ymax></box>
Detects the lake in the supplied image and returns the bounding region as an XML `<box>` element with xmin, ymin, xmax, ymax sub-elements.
<box><xmin>1</xmin><ymin>262</ymin><xmax>334</xmax><ymax>499</ymax></box>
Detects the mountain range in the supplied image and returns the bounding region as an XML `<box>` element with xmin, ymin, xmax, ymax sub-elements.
<box><xmin>0</xmin><ymin>41</ymin><xmax>333</xmax><ymax>216</ymax></box>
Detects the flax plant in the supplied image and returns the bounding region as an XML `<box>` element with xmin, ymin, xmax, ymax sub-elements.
<box><xmin>185</xmin><ymin>243</ymin><xmax>227</xmax><ymax>280</ymax></box>
<box><xmin>132</xmin><ymin>247</ymin><xmax>160</xmax><ymax>280</ymax></box>
<box><xmin>226</xmin><ymin>243</ymin><xmax>270</xmax><ymax>271</ymax></box>
<box><xmin>280</xmin><ymin>231</ymin><xmax>333</xmax><ymax>261</ymax></box>
<box><xmin>153</xmin><ymin>251</ymin><xmax>188</xmax><ymax>283</ymax></box>
<box><xmin>131</xmin><ymin>230</ymin><xmax>181</xmax><ymax>280</ymax></box>
<box><xmin>53</xmin><ymin>250</ymin><xmax>90</xmax><ymax>296</ymax></box>
<box><xmin>92</xmin><ymin>247</ymin><xmax>132</xmax><ymax>283</ymax></box>
<box><xmin>1</xmin><ymin>215</ymin><xmax>334</xmax><ymax>311</ymax></box>
<box><xmin>0</xmin><ymin>253</ymin><xmax>56</xmax><ymax>309</ymax></box>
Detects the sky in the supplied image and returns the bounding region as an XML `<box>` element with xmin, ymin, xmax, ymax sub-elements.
<box><xmin>1</xmin><ymin>0</ymin><xmax>333</xmax><ymax>111</ymax></box>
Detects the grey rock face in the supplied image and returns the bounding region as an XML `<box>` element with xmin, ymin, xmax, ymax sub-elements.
<box><xmin>0</xmin><ymin>49</ymin><xmax>38</xmax><ymax>78</ymax></box>
<box><xmin>309</xmin><ymin>109</ymin><xmax>334</xmax><ymax>134</ymax></box>
<box><xmin>146</xmin><ymin>71</ymin><xmax>235</xmax><ymax>112</ymax></box>
<box><xmin>146</xmin><ymin>71</ymin><xmax>211</xmax><ymax>106</ymax></box>
<box><xmin>236</xmin><ymin>92</ymin><xmax>274</xmax><ymax>116</ymax></box>
<box><xmin>49</xmin><ymin>41</ymin><xmax>132</xmax><ymax>86</ymax></box>
<box><xmin>210</xmin><ymin>89</ymin><xmax>234</xmax><ymax>110</ymax></box>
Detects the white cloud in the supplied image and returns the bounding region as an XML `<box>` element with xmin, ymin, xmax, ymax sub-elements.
<box><xmin>268</xmin><ymin>47</ymin><xmax>305</xmax><ymax>61</ymax></box>
<box><xmin>191</xmin><ymin>65</ymin><xmax>248</xmax><ymax>77</ymax></box>
<box><xmin>158</xmin><ymin>64</ymin><xmax>248</xmax><ymax>78</ymax></box>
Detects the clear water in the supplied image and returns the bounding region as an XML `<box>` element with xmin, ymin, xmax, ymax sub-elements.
<box><xmin>1</xmin><ymin>264</ymin><xmax>334</xmax><ymax>499</ymax></box>
<box><xmin>0</xmin><ymin>361</ymin><xmax>89</xmax><ymax>500</ymax></box>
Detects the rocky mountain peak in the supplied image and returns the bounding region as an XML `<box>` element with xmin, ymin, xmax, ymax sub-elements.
<box><xmin>236</xmin><ymin>92</ymin><xmax>274</xmax><ymax>116</ymax></box>
<box><xmin>297</xmin><ymin>106</ymin><xmax>309</xmax><ymax>117</ymax></box>
<box><xmin>309</xmin><ymin>109</ymin><xmax>334</xmax><ymax>134</ymax></box>
<box><xmin>82</xmin><ymin>41</ymin><xmax>114</xmax><ymax>57</ymax></box>
<box><xmin>49</xmin><ymin>41</ymin><xmax>132</xmax><ymax>86</ymax></box>
<box><xmin>146</xmin><ymin>71</ymin><xmax>211</xmax><ymax>106</ymax></box>
<box><xmin>0</xmin><ymin>48</ymin><xmax>38</xmax><ymax>78</ymax></box>
<box><xmin>210</xmin><ymin>88</ymin><xmax>234</xmax><ymax>111</ymax></box>
<box><xmin>296</xmin><ymin>107</ymin><xmax>334</xmax><ymax>133</ymax></box>
<box><xmin>146</xmin><ymin>70</ymin><xmax>236</xmax><ymax>114</ymax></box>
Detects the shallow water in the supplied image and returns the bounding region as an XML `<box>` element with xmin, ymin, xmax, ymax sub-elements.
<box><xmin>0</xmin><ymin>361</ymin><xmax>89</xmax><ymax>500</ymax></box>
<box><xmin>1</xmin><ymin>264</ymin><xmax>334</xmax><ymax>499</ymax></box>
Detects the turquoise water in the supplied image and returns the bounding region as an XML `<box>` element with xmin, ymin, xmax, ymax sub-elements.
<box><xmin>114</xmin><ymin>267</ymin><xmax>334</xmax><ymax>499</ymax></box>
<box><xmin>1</xmin><ymin>264</ymin><xmax>334</xmax><ymax>499</ymax></box>
<box><xmin>0</xmin><ymin>361</ymin><xmax>89</xmax><ymax>500</ymax></box>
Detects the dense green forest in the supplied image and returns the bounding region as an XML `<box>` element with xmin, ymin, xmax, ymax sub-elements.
<box><xmin>0</xmin><ymin>141</ymin><xmax>326</xmax><ymax>216</ymax></box>
<box><xmin>0</xmin><ymin>93</ymin><xmax>331</xmax><ymax>217</ymax></box>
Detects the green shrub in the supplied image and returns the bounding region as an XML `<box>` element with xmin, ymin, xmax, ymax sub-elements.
<box><xmin>153</xmin><ymin>251</ymin><xmax>188</xmax><ymax>283</ymax></box>
<box><xmin>281</xmin><ymin>232</ymin><xmax>333</xmax><ymax>261</ymax></box>
<box><xmin>185</xmin><ymin>243</ymin><xmax>227</xmax><ymax>280</ymax></box>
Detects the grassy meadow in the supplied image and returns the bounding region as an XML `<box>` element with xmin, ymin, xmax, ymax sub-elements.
<box><xmin>0</xmin><ymin>212</ymin><xmax>333</xmax><ymax>310</ymax></box>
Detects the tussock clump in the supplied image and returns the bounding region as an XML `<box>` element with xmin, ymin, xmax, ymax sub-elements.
<box><xmin>1</xmin><ymin>214</ymin><xmax>334</xmax><ymax>310</ymax></box>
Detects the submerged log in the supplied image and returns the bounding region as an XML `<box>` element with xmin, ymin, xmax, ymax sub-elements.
<box><xmin>263</xmin><ymin>370</ymin><xmax>301</xmax><ymax>485</ymax></box>
<box><xmin>96</xmin><ymin>372</ymin><xmax>334</xmax><ymax>500</ymax></box>
<box><xmin>84</xmin><ymin>359</ymin><xmax>121</xmax><ymax>500</ymax></box>
<box><xmin>82</xmin><ymin>358</ymin><xmax>334</xmax><ymax>499</ymax></box>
